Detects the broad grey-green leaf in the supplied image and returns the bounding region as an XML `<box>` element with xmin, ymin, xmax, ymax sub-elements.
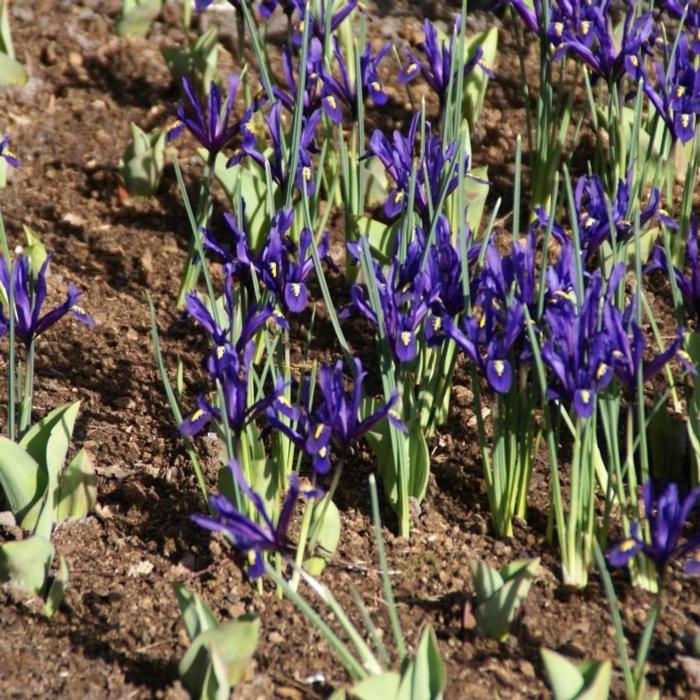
<box><xmin>541</xmin><ymin>649</ymin><xmax>585</xmax><ymax>699</ymax></box>
<box><xmin>365</xmin><ymin>155</ymin><xmax>390</xmax><ymax>209</ymax></box>
<box><xmin>686</xmin><ymin>332</ymin><xmax>700</xmax><ymax>476</ymax></box>
<box><xmin>20</xmin><ymin>401</ymin><xmax>80</xmax><ymax>483</ymax></box>
<box><xmin>310</xmin><ymin>496</ymin><xmax>341</xmax><ymax>557</ymax></box>
<box><xmin>119</xmin><ymin>123</ymin><xmax>166</xmax><ymax>197</ymax></box>
<box><xmin>469</xmin><ymin>560</ymin><xmax>504</xmax><ymax>601</ymax></box>
<box><xmin>407</xmin><ymin>424</ymin><xmax>430</xmax><ymax>502</ymax></box>
<box><xmin>353</xmin><ymin>215</ymin><xmax>400</xmax><ymax>265</ymax></box>
<box><xmin>179</xmin><ymin>614</ymin><xmax>260</xmax><ymax>697</ymax></box>
<box><xmin>44</xmin><ymin>555</ymin><xmax>69</xmax><ymax>617</ymax></box>
<box><xmin>465</xmin><ymin>166</ymin><xmax>490</xmax><ymax>235</ymax></box>
<box><xmin>173</xmin><ymin>583</ymin><xmax>218</xmax><ymax>641</ymax></box>
<box><xmin>0</xmin><ymin>534</ymin><xmax>53</xmax><ymax>595</ymax></box>
<box><xmin>462</xmin><ymin>28</ymin><xmax>498</xmax><ymax>127</ymax></box>
<box><xmin>23</xmin><ymin>225</ymin><xmax>48</xmax><ymax>276</ymax></box>
<box><xmin>0</xmin><ymin>52</ymin><xmax>26</xmax><ymax>87</ymax></box>
<box><xmin>0</xmin><ymin>436</ymin><xmax>43</xmax><ymax>525</ymax></box>
<box><xmin>302</xmin><ymin>556</ymin><xmax>327</xmax><ymax>576</ymax></box>
<box><xmin>116</xmin><ymin>0</ymin><xmax>163</xmax><ymax>37</ymax></box>
<box><xmin>399</xmin><ymin>625</ymin><xmax>445</xmax><ymax>700</ymax></box>
<box><xmin>577</xmin><ymin>659</ymin><xmax>611</xmax><ymax>700</ymax></box>
<box><xmin>55</xmin><ymin>449</ymin><xmax>97</xmax><ymax>522</ymax></box>
<box><xmin>474</xmin><ymin>558</ymin><xmax>539</xmax><ymax>640</ymax></box>
<box><xmin>352</xmin><ymin>672</ymin><xmax>402</xmax><ymax>699</ymax></box>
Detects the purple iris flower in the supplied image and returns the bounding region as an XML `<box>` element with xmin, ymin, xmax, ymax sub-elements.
<box><xmin>444</xmin><ymin>302</ymin><xmax>525</xmax><ymax>394</ymax></box>
<box><xmin>602</xmin><ymin>265</ymin><xmax>694</xmax><ymax>388</ymax></box>
<box><xmin>270</xmin><ymin>358</ymin><xmax>404</xmax><ymax>474</ymax></box>
<box><xmin>321</xmin><ymin>36</ymin><xmax>392</xmax><ymax>123</ymax></box>
<box><xmin>607</xmin><ymin>480</ymin><xmax>700</xmax><ymax>576</ymax></box>
<box><xmin>185</xmin><ymin>271</ymin><xmax>283</xmax><ymax>377</ymax></box>
<box><xmin>274</xmin><ymin>38</ymin><xmax>326</xmax><ymax>116</ymax></box>
<box><xmin>662</xmin><ymin>1</ymin><xmax>700</xmax><ymax>56</ymax></box>
<box><xmin>260</xmin><ymin>222</ymin><xmax>333</xmax><ymax>314</ymax></box>
<box><xmin>398</xmin><ymin>16</ymin><xmax>490</xmax><ymax>107</ymax></box>
<box><xmin>540</xmin><ymin>271</ymin><xmax>615</xmax><ymax>417</ymax></box>
<box><xmin>643</xmin><ymin>34</ymin><xmax>700</xmax><ymax>144</ymax></box>
<box><xmin>230</xmin><ymin>103</ymin><xmax>321</xmax><ymax>197</ymax></box>
<box><xmin>193</xmin><ymin>459</ymin><xmax>318</xmax><ymax>579</ymax></box>
<box><xmin>167</xmin><ymin>75</ymin><xmax>260</xmax><ymax>157</ymax></box>
<box><xmin>180</xmin><ymin>345</ymin><xmax>287</xmax><ymax>436</ymax></box>
<box><xmin>0</xmin><ymin>255</ymin><xmax>94</xmax><ymax>346</ymax></box>
<box><xmin>535</xmin><ymin>171</ymin><xmax>675</xmax><ymax>262</ymax></box>
<box><xmin>346</xmin><ymin>246</ymin><xmax>437</xmax><ymax>363</ymax></box>
<box><xmin>509</xmin><ymin>0</ymin><xmax>655</xmax><ymax>84</ymax></box>
<box><xmin>646</xmin><ymin>217</ymin><xmax>700</xmax><ymax>323</ymax></box>
<box><xmin>179</xmin><ymin>301</ymin><xmax>287</xmax><ymax>437</ymax></box>
<box><xmin>0</xmin><ymin>134</ymin><xmax>20</xmax><ymax>168</ymax></box>
<box><xmin>365</xmin><ymin>114</ymin><xmax>463</xmax><ymax>221</ymax></box>
<box><xmin>288</xmin><ymin>0</ymin><xmax>358</xmax><ymax>46</ymax></box>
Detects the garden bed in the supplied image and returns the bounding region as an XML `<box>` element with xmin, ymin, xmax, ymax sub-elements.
<box><xmin>1</xmin><ymin>1</ymin><xmax>700</xmax><ymax>698</ymax></box>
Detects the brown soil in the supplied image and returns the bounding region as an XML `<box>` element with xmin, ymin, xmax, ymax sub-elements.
<box><xmin>1</xmin><ymin>1</ymin><xmax>700</xmax><ymax>699</ymax></box>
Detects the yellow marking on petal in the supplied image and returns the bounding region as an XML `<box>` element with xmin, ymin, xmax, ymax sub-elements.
<box><xmin>554</xmin><ymin>288</ymin><xmax>577</xmax><ymax>303</ymax></box>
<box><xmin>676</xmin><ymin>85</ymin><xmax>686</xmax><ymax>98</ymax></box>
<box><xmin>494</xmin><ymin>360</ymin><xmax>505</xmax><ymax>377</ymax></box>
<box><xmin>244</xmin><ymin>122</ymin><xmax>255</xmax><ymax>134</ymax></box>
<box><xmin>682</xmin><ymin>114</ymin><xmax>691</xmax><ymax>129</ymax></box>
<box><xmin>394</xmin><ymin>190</ymin><xmax>404</xmax><ymax>204</ymax></box>
<box><xmin>596</xmin><ymin>363</ymin><xmax>608</xmax><ymax>380</ymax></box>
<box><xmin>309</xmin><ymin>71</ymin><xmax>318</xmax><ymax>81</ymax></box>
<box><xmin>407</xmin><ymin>63</ymin><xmax>419</xmax><ymax>75</ymax></box>
<box><xmin>269</xmin><ymin>261</ymin><xmax>277</xmax><ymax>278</ymax></box>
<box><xmin>247</xmin><ymin>549</ymin><xmax>257</xmax><ymax>566</ymax></box>
<box><xmin>581</xmin><ymin>20</ymin><xmax>590</xmax><ymax>36</ymax></box>
<box><xmin>629</xmin><ymin>55</ymin><xmax>639</xmax><ymax>68</ymax></box>
<box><xmin>72</xmin><ymin>304</ymin><xmax>86</xmax><ymax>315</ymax></box>
<box><xmin>678</xmin><ymin>349</ymin><xmax>692</xmax><ymax>363</ymax></box>
<box><xmin>580</xmin><ymin>389</ymin><xmax>591</xmax><ymax>405</ymax></box>
<box><xmin>697</xmin><ymin>28</ymin><xmax>700</xmax><ymax>41</ymax></box>
<box><xmin>278</xmin><ymin>395</ymin><xmax>291</xmax><ymax>407</ymax></box>
<box><xmin>389</xmin><ymin>409</ymin><xmax>401</xmax><ymax>421</ymax></box>
<box><xmin>612</xmin><ymin>349</ymin><xmax>624</xmax><ymax>359</ymax></box>
<box><xmin>314</xmin><ymin>423</ymin><xmax>326</xmax><ymax>440</ymax></box>
<box><xmin>291</xmin><ymin>282</ymin><xmax>301</xmax><ymax>297</ymax></box>
<box><xmin>401</xmin><ymin>330</ymin><xmax>412</xmax><ymax>346</ymax></box>
<box><xmin>216</xmin><ymin>345</ymin><xmax>225</xmax><ymax>360</ymax></box>
<box><xmin>191</xmin><ymin>409</ymin><xmax>204</xmax><ymax>422</ymax></box>
<box><xmin>326</xmin><ymin>95</ymin><xmax>337</xmax><ymax>110</ymax></box>
<box><xmin>371</xmin><ymin>81</ymin><xmax>382</xmax><ymax>92</ymax></box>
<box><xmin>479</xmin><ymin>313</ymin><xmax>486</xmax><ymax>328</ymax></box>
<box><xmin>319</xmin><ymin>446</ymin><xmax>328</xmax><ymax>458</ymax></box>
<box><xmin>302</xmin><ymin>166</ymin><xmax>312</xmax><ymax>181</ymax></box>
<box><xmin>298</xmin><ymin>20</ymin><xmax>305</xmax><ymax>32</ymax></box>
<box><xmin>619</xmin><ymin>538</ymin><xmax>636</xmax><ymax>552</ymax></box>
<box><xmin>432</xmin><ymin>316</ymin><xmax>442</xmax><ymax>331</ymax></box>
<box><xmin>554</xmin><ymin>22</ymin><xmax>564</xmax><ymax>37</ymax></box>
